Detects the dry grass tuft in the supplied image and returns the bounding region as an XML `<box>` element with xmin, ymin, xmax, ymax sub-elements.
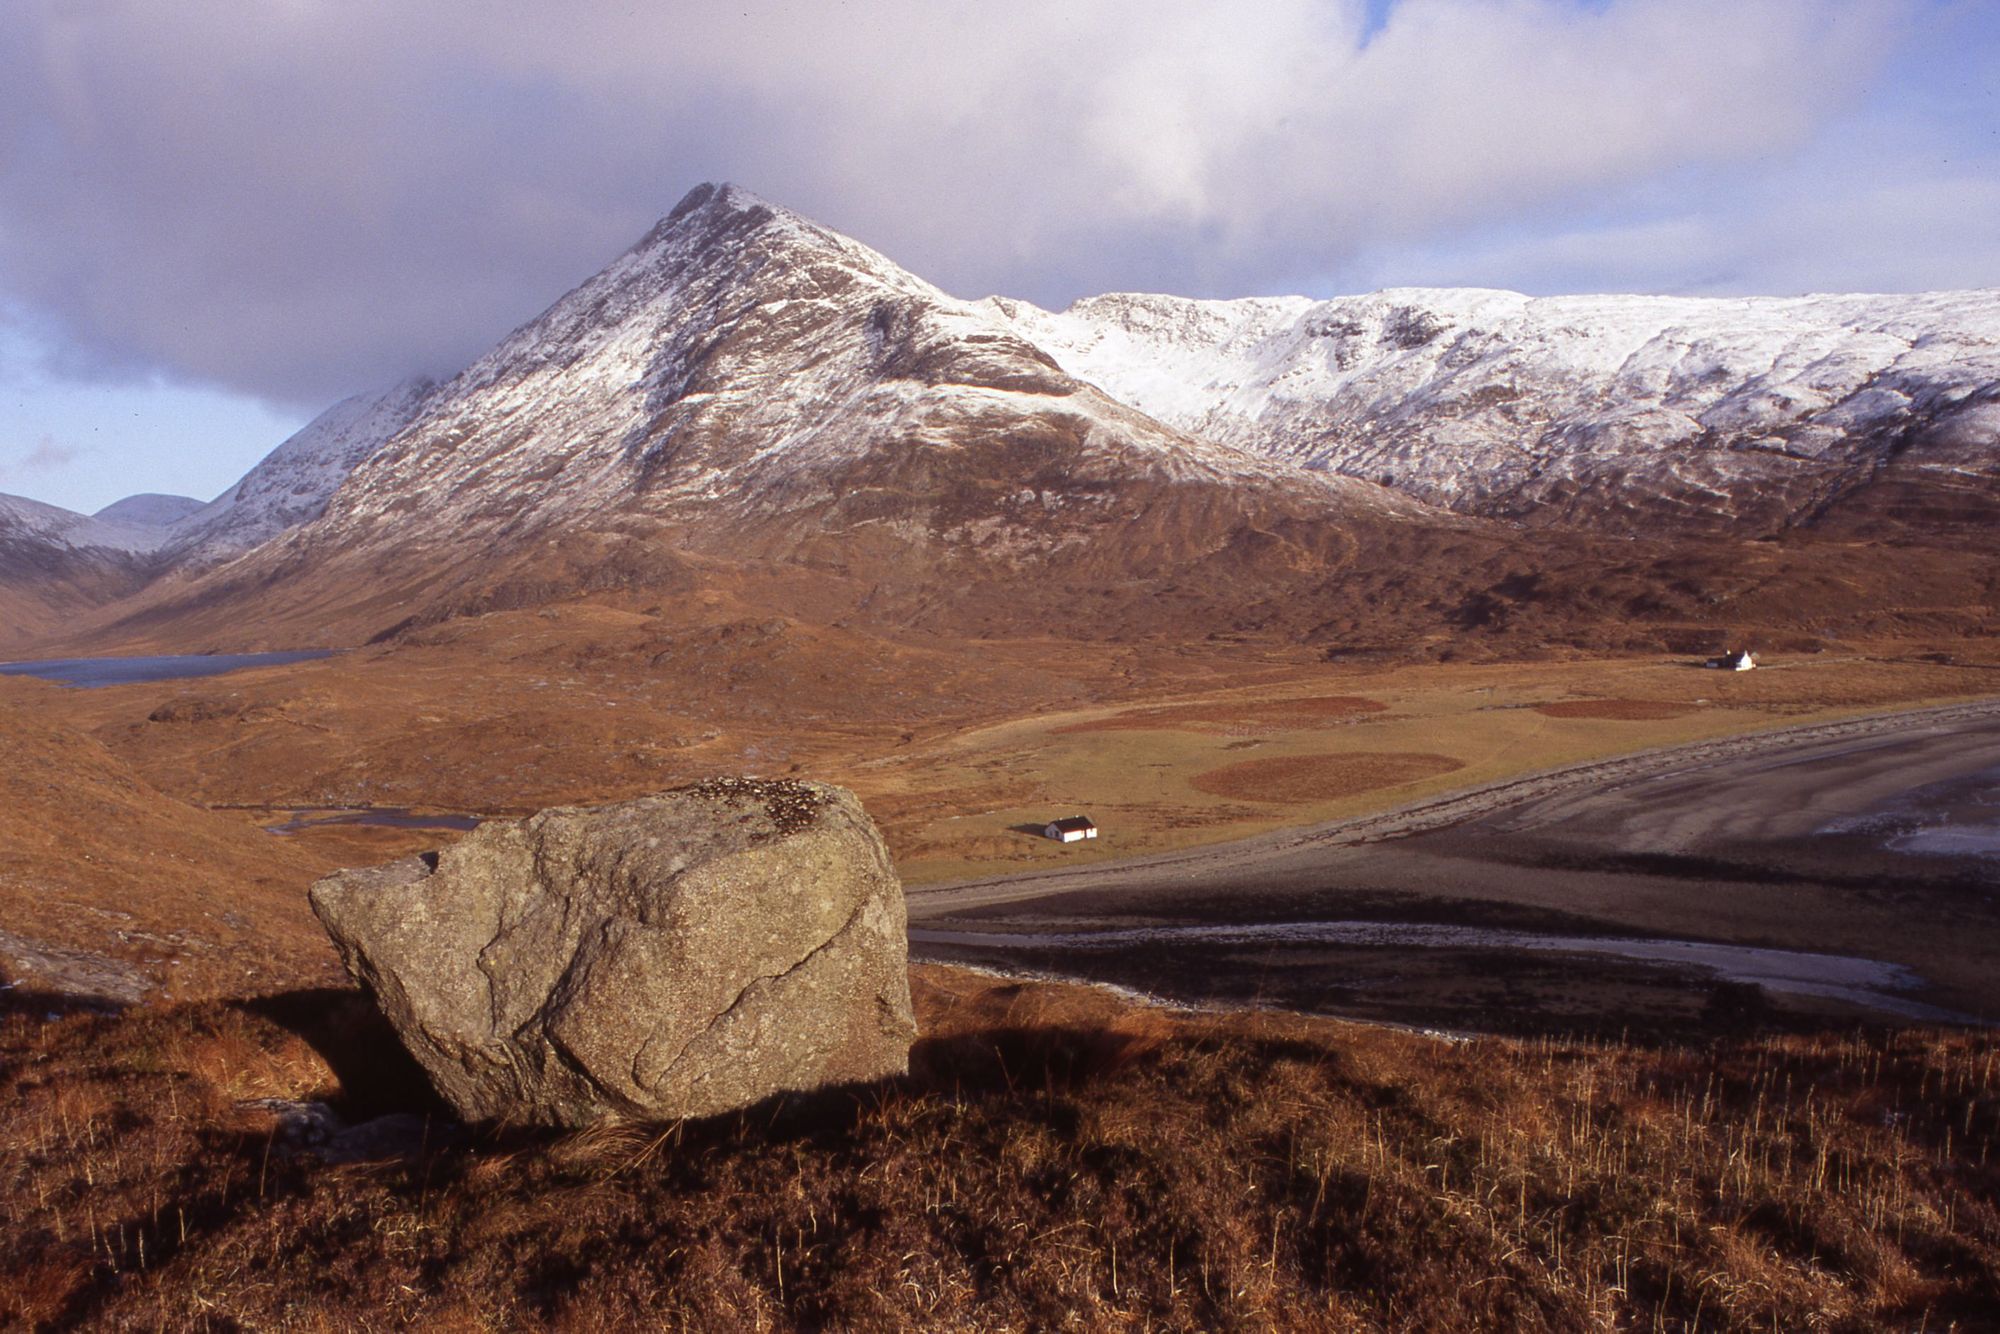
<box><xmin>3</xmin><ymin>972</ymin><xmax>1998</xmax><ymax>1330</ymax></box>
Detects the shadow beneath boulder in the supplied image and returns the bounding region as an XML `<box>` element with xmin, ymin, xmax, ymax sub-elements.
<box><xmin>239</xmin><ymin>987</ymin><xmax>449</xmax><ymax>1121</ymax></box>
<box><xmin>471</xmin><ymin>1019</ymin><xmax>1200</xmax><ymax>1165</ymax></box>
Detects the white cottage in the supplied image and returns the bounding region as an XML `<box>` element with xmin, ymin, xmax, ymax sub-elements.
<box><xmin>1704</xmin><ymin>650</ymin><xmax>1757</xmax><ymax>672</ymax></box>
<box><xmin>1045</xmin><ymin>816</ymin><xmax>1098</xmax><ymax>843</ymax></box>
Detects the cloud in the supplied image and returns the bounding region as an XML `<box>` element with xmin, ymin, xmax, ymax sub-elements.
<box><xmin>0</xmin><ymin>0</ymin><xmax>1941</xmax><ymax>408</ymax></box>
<box><xmin>1333</xmin><ymin>145</ymin><xmax>2000</xmax><ymax>298</ymax></box>
<box><xmin>0</xmin><ymin>434</ymin><xmax>84</xmax><ymax>485</ymax></box>
<box><xmin>20</xmin><ymin>435</ymin><xmax>79</xmax><ymax>471</ymax></box>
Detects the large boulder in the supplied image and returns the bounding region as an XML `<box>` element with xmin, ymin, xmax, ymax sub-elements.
<box><xmin>309</xmin><ymin>778</ymin><xmax>916</xmax><ymax>1127</ymax></box>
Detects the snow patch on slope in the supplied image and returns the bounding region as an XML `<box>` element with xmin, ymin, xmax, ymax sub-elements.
<box><xmin>986</xmin><ymin>287</ymin><xmax>2000</xmax><ymax>521</ymax></box>
<box><xmin>169</xmin><ymin>378</ymin><xmax>438</xmax><ymax>561</ymax></box>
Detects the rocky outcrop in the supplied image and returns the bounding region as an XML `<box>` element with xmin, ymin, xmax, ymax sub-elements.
<box><xmin>309</xmin><ymin>778</ymin><xmax>916</xmax><ymax>1127</ymax></box>
<box><xmin>0</xmin><ymin>928</ymin><xmax>153</xmax><ymax>1006</ymax></box>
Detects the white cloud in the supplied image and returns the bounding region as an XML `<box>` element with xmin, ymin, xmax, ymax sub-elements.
<box><xmin>0</xmin><ymin>0</ymin><xmax>1942</xmax><ymax>407</ymax></box>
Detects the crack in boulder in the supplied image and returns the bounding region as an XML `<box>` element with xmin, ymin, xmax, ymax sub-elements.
<box><xmin>633</xmin><ymin>892</ymin><xmax>876</xmax><ymax>1094</ymax></box>
<box><xmin>310</xmin><ymin>779</ymin><xmax>913</xmax><ymax>1127</ymax></box>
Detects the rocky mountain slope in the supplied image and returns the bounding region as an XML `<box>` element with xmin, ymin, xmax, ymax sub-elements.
<box><xmin>165</xmin><ymin>379</ymin><xmax>439</xmax><ymax>564</ymax></box>
<box><xmin>6</xmin><ymin>183</ymin><xmax>1996</xmax><ymax>654</ymax></box>
<box><xmin>987</xmin><ymin>287</ymin><xmax>2000</xmax><ymax>534</ymax></box>
<box><xmin>108</xmin><ymin>184</ymin><xmax>1424</xmax><ymax>645</ymax></box>
<box><xmin>0</xmin><ymin>493</ymin><xmax>164</xmax><ymax>646</ymax></box>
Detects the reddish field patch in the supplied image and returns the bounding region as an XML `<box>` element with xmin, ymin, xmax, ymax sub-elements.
<box><xmin>1190</xmin><ymin>751</ymin><xmax>1464</xmax><ymax>803</ymax></box>
<box><xmin>1057</xmin><ymin>695</ymin><xmax>1388</xmax><ymax>735</ymax></box>
<box><xmin>1533</xmin><ymin>699</ymin><xmax>1696</xmax><ymax>721</ymax></box>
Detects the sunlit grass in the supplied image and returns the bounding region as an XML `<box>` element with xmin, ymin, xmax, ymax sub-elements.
<box><xmin>4</xmin><ymin>969</ymin><xmax>1996</xmax><ymax>1329</ymax></box>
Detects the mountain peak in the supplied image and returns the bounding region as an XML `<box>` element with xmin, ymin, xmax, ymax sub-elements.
<box><xmin>632</xmin><ymin>181</ymin><xmax>818</xmax><ymax>264</ymax></box>
<box><xmin>662</xmin><ymin>181</ymin><xmax>778</xmax><ymax>224</ymax></box>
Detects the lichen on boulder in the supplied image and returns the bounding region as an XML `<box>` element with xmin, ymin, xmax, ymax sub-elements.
<box><xmin>308</xmin><ymin>778</ymin><xmax>916</xmax><ymax>1127</ymax></box>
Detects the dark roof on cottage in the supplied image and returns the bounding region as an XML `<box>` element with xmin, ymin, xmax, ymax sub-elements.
<box><xmin>1048</xmin><ymin>816</ymin><xmax>1097</xmax><ymax>833</ymax></box>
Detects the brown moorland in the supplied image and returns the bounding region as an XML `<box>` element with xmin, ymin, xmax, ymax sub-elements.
<box><xmin>7</xmin><ymin>612</ymin><xmax>2000</xmax><ymax>1001</ymax></box>
<box><xmin>1</xmin><ymin>592</ymin><xmax>1997</xmax><ymax>1328</ymax></box>
<box><xmin>0</xmin><ymin>697</ymin><xmax>339</xmax><ymax>1003</ymax></box>
<box><xmin>3</xmin><ymin>968</ymin><xmax>1997</xmax><ymax>1330</ymax></box>
<box><xmin>1532</xmin><ymin>698</ymin><xmax>1697</xmax><ymax>720</ymax></box>
<box><xmin>1189</xmin><ymin>751</ymin><xmax>1466</xmax><ymax>803</ymax></box>
<box><xmin>1053</xmin><ymin>695</ymin><xmax>1389</xmax><ymax>734</ymax></box>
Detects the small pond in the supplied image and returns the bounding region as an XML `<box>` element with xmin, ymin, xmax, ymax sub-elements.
<box><xmin>264</xmin><ymin>808</ymin><xmax>483</xmax><ymax>835</ymax></box>
<box><xmin>0</xmin><ymin>650</ymin><xmax>337</xmax><ymax>688</ymax></box>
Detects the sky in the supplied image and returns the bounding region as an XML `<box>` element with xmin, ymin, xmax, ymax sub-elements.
<box><xmin>2</xmin><ymin>0</ymin><xmax>1996</xmax><ymax>514</ymax></box>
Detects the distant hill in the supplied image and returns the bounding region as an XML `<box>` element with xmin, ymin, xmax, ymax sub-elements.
<box><xmin>91</xmin><ymin>493</ymin><xmax>205</xmax><ymax>528</ymax></box>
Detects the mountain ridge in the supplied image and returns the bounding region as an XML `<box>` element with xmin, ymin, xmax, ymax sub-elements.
<box><xmin>4</xmin><ymin>182</ymin><xmax>1995</xmax><ymax>655</ymax></box>
<box><xmin>986</xmin><ymin>285</ymin><xmax>2000</xmax><ymax>533</ymax></box>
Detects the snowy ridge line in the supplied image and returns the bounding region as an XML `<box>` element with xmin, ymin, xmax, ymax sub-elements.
<box><xmin>0</xmin><ymin>491</ymin><xmax>178</xmax><ymax>555</ymax></box>
<box><xmin>8</xmin><ymin>184</ymin><xmax>1996</xmax><ymax>573</ymax></box>
<box><xmin>984</xmin><ymin>285</ymin><xmax>2000</xmax><ymax>524</ymax></box>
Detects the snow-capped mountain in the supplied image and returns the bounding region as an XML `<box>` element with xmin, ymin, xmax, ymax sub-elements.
<box><xmin>0</xmin><ymin>491</ymin><xmax>186</xmax><ymax>556</ymax></box>
<box><xmin>6</xmin><ymin>182</ymin><xmax>1996</xmax><ymax>651</ymax></box>
<box><xmin>282</xmin><ymin>181</ymin><xmax>1400</xmax><ymax>588</ymax></box>
<box><xmin>0</xmin><ymin>493</ymin><xmax>166</xmax><ymax>647</ymax></box>
<box><xmin>83</xmin><ymin>184</ymin><xmax>1424</xmax><ymax>643</ymax></box>
<box><xmin>986</xmin><ymin>288</ymin><xmax>2000</xmax><ymax>531</ymax></box>
<box><xmin>165</xmin><ymin>378</ymin><xmax>438</xmax><ymax>562</ymax></box>
<box><xmin>311</xmin><ymin>184</ymin><xmax>1373</xmax><ymax>555</ymax></box>
<box><xmin>92</xmin><ymin>494</ymin><xmax>205</xmax><ymax>530</ymax></box>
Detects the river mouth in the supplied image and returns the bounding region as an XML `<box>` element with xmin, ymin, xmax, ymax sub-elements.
<box><xmin>911</xmin><ymin>920</ymin><xmax>1976</xmax><ymax>1031</ymax></box>
<box><xmin>0</xmin><ymin>650</ymin><xmax>337</xmax><ymax>688</ymax></box>
<box><xmin>909</xmin><ymin>703</ymin><xmax>2000</xmax><ymax>1036</ymax></box>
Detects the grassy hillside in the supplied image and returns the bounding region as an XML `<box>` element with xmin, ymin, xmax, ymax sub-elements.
<box><xmin>5</xmin><ymin>967</ymin><xmax>1997</xmax><ymax>1330</ymax></box>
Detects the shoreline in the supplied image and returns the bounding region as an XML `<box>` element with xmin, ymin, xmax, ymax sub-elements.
<box><xmin>908</xmin><ymin>694</ymin><xmax>2000</xmax><ymax>916</ymax></box>
<box><xmin>906</xmin><ymin>695</ymin><xmax>2000</xmax><ymax>1031</ymax></box>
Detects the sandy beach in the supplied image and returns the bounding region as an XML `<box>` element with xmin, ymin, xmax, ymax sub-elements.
<box><xmin>909</xmin><ymin>698</ymin><xmax>2000</xmax><ymax>1032</ymax></box>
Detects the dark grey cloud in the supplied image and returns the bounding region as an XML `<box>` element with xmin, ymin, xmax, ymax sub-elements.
<box><xmin>0</xmin><ymin>0</ymin><xmax>1950</xmax><ymax>409</ymax></box>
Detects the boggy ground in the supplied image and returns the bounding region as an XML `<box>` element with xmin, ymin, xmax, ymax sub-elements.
<box><xmin>3</xmin><ymin>602</ymin><xmax>1997</xmax><ymax>1006</ymax></box>
<box><xmin>1</xmin><ymin>607</ymin><xmax>1998</xmax><ymax>1327</ymax></box>
<box><xmin>3</xmin><ymin>967</ymin><xmax>1998</xmax><ymax>1331</ymax></box>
